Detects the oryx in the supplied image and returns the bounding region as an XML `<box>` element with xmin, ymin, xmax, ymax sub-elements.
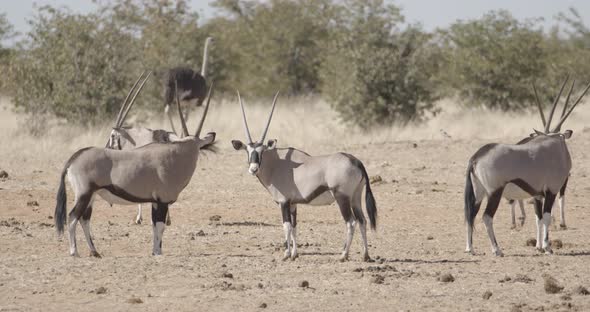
<box><xmin>54</xmin><ymin>83</ymin><xmax>216</xmax><ymax>257</ymax></box>
<box><xmin>107</xmin><ymin>71</ymin><xmax>183</xmax><ymax>225</ymax></box>
<box><xmin>231</xmin><ymin>92</ymin><xmax>377</xmax><ymax>262</ymax></box>
<box><xmin>505</xmin><ymin>83</ymin><xmax>573</xmax><ymax>229</ymax></box>
<box><xmin>164</xmin><ymin>36</ymin><xmax>213</xmax><ymax>133</ymax></box>
<box><xmin>465</xmin><ymin>77</ymin><xmax>588</xmax><ymax>256</ymax></box>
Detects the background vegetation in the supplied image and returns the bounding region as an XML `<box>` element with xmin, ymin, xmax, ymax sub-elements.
<box><xmin>1</xmin><ymin>0</ymin><xmax>590</xmax><ymax>132</ymax></box>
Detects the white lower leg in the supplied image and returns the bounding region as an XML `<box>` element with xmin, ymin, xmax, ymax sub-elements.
<box><xmin>510</xmin><ymin>201</ymin><xmax>516</xmax><ymax>227</ymax></box>
<box><xmin>79</xmin><ymin>219</ymin><xmax>99</xmax><ymax>256</ymax></box>
<box><xmin>152</xmin><ymin>222</ymin><xmax>166</xmax><ymax>255</ymax></box>
<box><xmin>483</xmin><ymin>214</ymin><xmax>502</xmax><ymax>256</ymax></box>
<box><xmin>359</xmin><ymin>221</ymin><xmax>370</xmax><ymax>261</ymax></box>
<box><xmin>340</xmin><ymin>220</ymin><xmax>355</xmax><ymax>261</ymax></box>
<box><xmin>135</xmin><ymin>204</ymin><xmax>143</xmax><ymax>224</ymax></box>
<box><xmin>559</xmin><ymin>196</ymin><xmax>566</xmax><ymax>228</ymax></box>
<box><xmin>535</xmin><ymin>214</ymin><xmax>543</xmax><ymax>250</ymax></box>
<box><xmin>68</xmin><ymin>218</ymin><xmax>79</xmax><ymax>257</ymax></box>
<box><xmin>290</xmin><ymin>226</ymin><xmax>298</xmax><ymax>259</ymax></box>
<box><xmin>282</xmin><ymin>222</ymin><xmax>292</xmax><ymax>260</ymax></box>
<box><xmin>542</xmin><ymin>212</ymin><xmax>552</xmax><ymax>254</ymax></box>
<box><xmin>518</xmin><ymin>200</ymin><xmax>526</xmax><ymax>226</ymax></box>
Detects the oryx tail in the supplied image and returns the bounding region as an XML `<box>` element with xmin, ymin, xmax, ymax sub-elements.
<box><xmin>357</xmin><ymin>159</ymin><xmax>377</xmax><ymax>230</ymax></box>
<box><xmin>55</xmin><ymin>167</ymin><xmax>67</xmax><ymax>236</ymax></box>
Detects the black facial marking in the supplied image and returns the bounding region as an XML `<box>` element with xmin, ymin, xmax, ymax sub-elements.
<box><xmin>250</xmin><ymin>150</ymin><xmax>260</xmax><ymax>164</ymax></box>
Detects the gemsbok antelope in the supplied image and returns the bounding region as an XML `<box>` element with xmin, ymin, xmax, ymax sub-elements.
<box><xmin>107</xmin><ymin>71</ymin><xmax>183</xmax><ymax>225</ymax></box>
<box><xmin>164</xmin><ymin>37</ymin><xmax>213</xmax><ymax>133</ymax></box>
<box><xmin>54</xmin><ymin>83</ymin><xmax>216</xmax><ymax>257</ymax></box>
<box><xmin>506</xmin><ymin>83</ymin><xmax>572</xmax><ymax>229</ymax></box>
<box><xmin>465</xmin><ymin>77</ymin><xmax>588</xmax><ymax>256</ymax></box>
<box><xmin>231</xmin><ymin>92</ymin><xmax>377</xmax><ymax>262</ymax></box>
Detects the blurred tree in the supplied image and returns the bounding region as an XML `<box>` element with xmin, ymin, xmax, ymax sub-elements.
<box><xmin>320</xmin><ymin>0</ymin><xmax>441</xmax><ymax>127</ymax></box>
<box><xmin>440</xmin><ymin>10</ymin><xmax>547</xmax><ymax>110</ymax></box>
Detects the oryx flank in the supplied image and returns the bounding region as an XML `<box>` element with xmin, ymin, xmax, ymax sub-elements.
<box><xmin>465</xmin><ymin>77</ymin><xmax>588</xmax><ymax>256</ymax></box>
<box><xmin>54</xmin><ymin>83</ymin><xmax>216</xmax><ymax>257</ymax></box>
<box><xmin>164</xmin><ymin>37</ymin><xmax>213</xmax><ymax>134</ymax></box>
<box><xmin>231</xmin><ymin>92</ymin><xmax>377</xmax><ymax>262</ymax></box>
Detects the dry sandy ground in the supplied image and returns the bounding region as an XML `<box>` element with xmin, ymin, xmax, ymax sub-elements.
<box><xmin>1</xmin><ymin>99</ymin><xmax>590</xmax><ymax>311</ymax></box>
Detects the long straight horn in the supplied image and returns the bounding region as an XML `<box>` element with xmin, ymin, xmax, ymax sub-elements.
<box><xmin>532</xmin><ymin>83</ymin><xmax>546</xmax><ymax>128</ymax></box>
<box><xmin>115</xmin><ymin>71</ymin><xmax>146</xmax><ymax>127</ymax></box>
<box><xmin>195</xmin><ymin>82</ymin><xmax>214</xmax><ymax>138</ymax></box>
<box><xmin>201</xmin><ymin>37</ymin><xmax>213</xmax><ymax>78</ymax></box>
<box><xmin>260</xmin><ymin>91</ymin><xmax>280</xmax><ymax>143</ymax></box>
<box><xmin>175</xmin><ymin>80</ymin><xmax>189</xmax><ymax>137</ymax></box>
<box><xmin>119</xmin><ymin>71</ymin><xmax>152</xmax><ymax>127</ymax></box>
<box><xmin>237</xmin><ymin>90</ymin><xmax>253</xmax><ymax>144</ymax></box>
<box><xmin>545</xmin><ymin>75</ymin><xmax>569</xmax><ymax>132</ymax></box>
<box><xmin>552</xmin><ymin>81</ymin><xmax>590</xmax><ymax>133</ymax></box>
<box><xmin>555</xmin><ymin>80</ymin><xmax>576</xmax><ymax>132</ymax></box>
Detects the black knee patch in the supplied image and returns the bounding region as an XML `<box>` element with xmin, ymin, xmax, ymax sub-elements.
<box><xmin>152</xmin><ymin>202</ymin><xmax>169</xmax><ymax>224</ymax></box>
<box><xmin>335</xmin><ymin>193</ymin><xmax>353</xmax><ymax>222</ymax></box>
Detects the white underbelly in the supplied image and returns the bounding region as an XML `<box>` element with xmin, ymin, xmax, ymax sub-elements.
<box><xmin>502</xmin><ymin>183</ymin><xmax>532</xmax><ymax>200</ymax></box>
<box><xmin>307</xmin><ymin>191</ymin><xmax>335</xmax><ymax>206</ymax></box>
<box><xmin>96</xmin><ymin>189</ymin><xmax>139</xmax><ymax>206</ymax></box>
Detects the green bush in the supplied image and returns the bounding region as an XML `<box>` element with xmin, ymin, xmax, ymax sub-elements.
<box><xmin>320</xmin><ymin>0</ymin><xmax>441</xmax><ymax>127</ymax></box>
<box><xmin>440</xmin><ymin>10</ymin><xmax>547</xmax><ymax>110</ymax></box>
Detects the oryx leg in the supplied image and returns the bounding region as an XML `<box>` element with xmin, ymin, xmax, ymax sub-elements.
<box><xmin>518</xmin><ymin>200</ymin><xmax>526</xmax><ymax>226</ymax></box>
<box><xmin>68</xmin><ymin>192</ymin><xmax>93</xmax><ymax>257</ymax></box>
<box><xmin>280</xmin><ymin>202</ymin><xmax>293</xmax><ymax>261</ymax></box>
<box><xmin>465</xmin><ymin>174</ymin><xmax>484</xmax><ymax>254</ymax></box>
<box><xmin>352</xmin><ymin>184</ymin><xmax>370</xmax><ymax>262</ymax></box>
<box><xmin>509</xmin><ymin>200</ymin><xmax>517</xmax><ymax>228</ymax></box>
<box><xmin>533</xmin><ymin>198</ymin><xmax>543</xmax><ymax>251</ymax></box>
<box><xmin>483</xmin><ymin>188</ymin><xmax>504</xmax><ymax>257</ymax></box>
<box><xmin>542</xmin><ymin>192</ymin><xmax>557</xmax><ymax>254</ymax></box>
<box><xmin>164</xmin><ymin>104</ymin><xmax>177</xmax><ymax>134</ymax></box>
<box><xmin>79</xmin><ymin>196</ymin><xmax>101</xmax><ymax>258</ymax></box>
<box><xmin>166</xmin><ymin>210</ymin><xmax>171</xmax><ymax>226</ymax></box>
<box><xmin>290</xmin><ymin>204</ymin><xmax>298</xmax><ymax>260</ymax></box>
<box><xmin>334</xmin><ymin>193</ymin><xmax>355</xmax><ymax>262</ymax></box>
<box><xmin>135</xmin><ymin>204</ymin><xmax>143</xmax><ymax>225</ymax></box>
<box><xmin>558</xmin><ymin>178</ymin><xmax>568</xmax><ymax>229</ymax></box>
<box><xmin>151</xmin><ymin>202</ymin><xmax>169</xmax><ymax>256</ymax></box>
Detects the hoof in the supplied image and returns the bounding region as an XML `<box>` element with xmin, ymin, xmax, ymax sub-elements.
<box><xmin>559</xmin><ymin>224</ymin><xmax>567</xmax><ymax>230</ymax></box>
<box><xmin>492</xmin><ymin>250</ymin><xmax>504</xmax><ymax>257</ymax></box>
<box><xmin>465</xmin><ymin>249</ymin><xmax>474</xmax><ymax>255</ymax></box>
<box><xmin>282</xmin><ymin>255</ymin><xmax>290</xmax><ymax>261</ymax></box>
<box><xmin>290</xmin><ymin>253</ymin><xmax>299</xmax><ymax>261</ymax></box>
<box><xmin>544</xmin><ymin>247</ymin><xmax>554</xmax><ymax>255</ymax></box>
<box><xmin>363</xmin><ymin>254</ymin><xmax>372</xmax><ymax>262</ymax></box>
<box><xmin>70</xmin><ymin>252</ymin><xmax>80</xmax><ymax>258</ymax></box>
<box><xmin>134</xmin><ymin>218</ymin><xmax>142</xmax><ymax>225</ymax></box>
<box><xmin>166</xmin><ymin>219</ymin><xmax>171</xmax><ymax>226</ymax></box>
<box><xmin>510</xmin><ymin>225</ymin><xmax>517</xmax><ymax>230</ymax></box>
<box><xmin>339</xmin><ymin>255</ymin><xmax>349</xmax><ymax>262</ymax></box>
<box><xmin>90</xmin><ymin>251</ymin><xmax>102</xmax><ymax>258</ymax></box>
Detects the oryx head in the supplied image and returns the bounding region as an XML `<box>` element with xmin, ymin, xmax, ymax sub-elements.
<box><xmin>107</xmin><ymin>71</ymin><xmax>152</xmax><ymax>149</ymax></box>
<box><xmin>530</xmin><ymin>76</ymin><xmax>590</xmax><ymax>140</ymax></box>
<box><xmin>231</xmin><ymin>91</ymin><xmax>280</xmax><ymax>175</ymax></box>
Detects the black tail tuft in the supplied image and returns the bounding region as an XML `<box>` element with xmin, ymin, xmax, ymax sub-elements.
<box><xmin>357</xmin><ymin>159</ymin><xmax>377</xmax><ymax>230</ymax></box>
<box><xmin>464</xmin><ymin>161</ymin><xmax>478</xmax><ymax>231</ymax></box>
<box><xmin>55</xmin><ymin>169</ymin><xmax>68</xmax><ymax>237</ymax></box>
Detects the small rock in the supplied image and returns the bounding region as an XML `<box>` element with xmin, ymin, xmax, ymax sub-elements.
<box><xmin>95</xmin><ymin>287</ymin><xmax>107</xmax><ymax>294</ymax></box>
<box><xmin>526</xmin><ymin>238</ymin><xmax>537</xmax><ymax>247</ymax></box>
<box><xmin>544</xmin><ymin>275</ymin><xmax>564</xmax><ymax>294</ymax></box>
<box><xmin>370</xmin><ymin>275</ymin><xmax>385</xmax><ymax>284</ymax></box>
<box><xmin>257</xmin><ymin>283</ymin><xmax>264</xmax><ymax>289</ymax></box>
<box><xmin>127</xmin><ymin>297</ymin><xmax>143</xmax><ymax>304</ymax></box>
<box><xmin>0</xmin><ymin>170</ymin><xmax>8</xmax><ymax>179</ymax></box>
<box><xmin>573</xmin><ymin>286</ymin><xmax>589</xmax><ymax>295</ymax></box>
<box><xmin>299</xmin><ymin>280</ymin><xmax>309</xmax><ymax>288</ymax></box>
<box><xmin>380</xmin><ymin>162</ymin><xmax>390</xmax><ymax>167</ymax></box>
<box><xmin>426</xmin><ymin>235</ymin><xmax>434</xmax><ymax>240</ymax></box>
<box><xmin>499</xmin><ymin>276</ymin><xmax>512</xmax><ymax>283</ymax></box>
<box><xmin>438</xmin><ymin>273</ymin><xmax>455</xmax><ymax>283</ymax></box>
<box><xmin>222</xmin><ymin>272</ymin><xmax>233</xmax><ymax>279</ymax></box>
<box><xmin>551</xmin><ymin>239</ymin><xmax>563</xmax><ymax>249</ymax></box>
<box><xmin>560</xmin><ymin>294</ymin><xmax>572</xmax><ymax>301</ymax></box>
<box><xmin>27</xmin><ymin>201</ymin><xmax>39</xmax><ymax>207</ymax></box>
<box><xmin>514</xmin><ymin>274</ymin><xmax>533</xmax><ymax>283</ymax></box>
<box><xmin>209</xmin><ymin>215</ymin><xmax>222</xmax><ymax>222</ymax></box>
<box><xmin>412</xmin><ymin>143</ymin><xmax>418</xmax><ymax>148</ymax></box>
<box><xmin>369</xmin><ymin>175</ymin><xmax>383</xmax><ymax>184</ymax></box>
<box><xmin>482</xmin><ymin>290</ymin><xmax>493</xmax><ymax>300</ymax></box>
<box><xmin>259</xmin><ymin>303</ymin><xmax>267</xmax><ymax>309</ymax></box>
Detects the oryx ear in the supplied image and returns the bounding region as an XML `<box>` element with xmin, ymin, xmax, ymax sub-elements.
<box><xmin>232</xmin><ymin>140</ymin><xmax>245</xmax><ymax>150</ymax></box>
<box><xmin>267</xmin><ymin>139</ymin><xmax>277</xmax><ymax>150</ymax></box>
<box><xmin>563</xmin><ymin>130</ymin><xmax>573</xmax><ymax>139</ymax></box>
